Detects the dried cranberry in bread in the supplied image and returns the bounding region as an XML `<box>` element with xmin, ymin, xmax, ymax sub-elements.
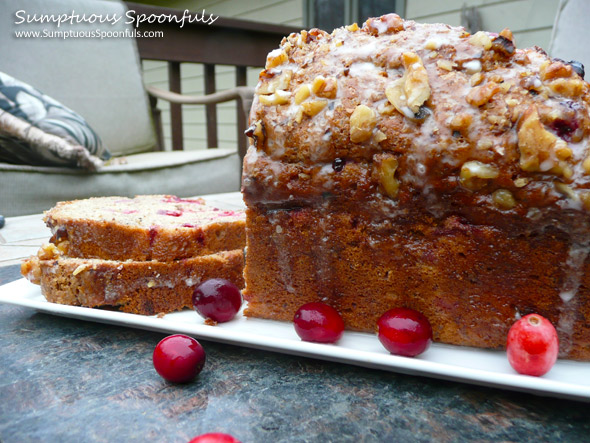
<box><xmin>44</xmin><ymin>195</ymin><xmax>245</xmax><ymax>261</ymax></box>
<box><xmin>242</xmin><ymin>15</ymin><xmax>590</xmax><ymax>360</ymax></box>
<box><xmin>21</xmin><ymin>243</ymin><xmax>244</xmax><ymax>315</ymax></box>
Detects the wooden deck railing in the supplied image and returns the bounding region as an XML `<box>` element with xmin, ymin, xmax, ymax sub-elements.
<box><xmin>126</xmin><ymin>3</ymin><xmax>298</xmax><ymax>158</ymax></box>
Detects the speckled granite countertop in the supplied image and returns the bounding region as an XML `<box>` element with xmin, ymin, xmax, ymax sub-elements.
<box><xmin>0</xmin><ymin>264</ymin><xmax>589</xmax><ymax>443</ymax></box>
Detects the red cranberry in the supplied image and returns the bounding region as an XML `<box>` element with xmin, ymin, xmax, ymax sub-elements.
<box><xmin>293</xmin><ymin>302</ymin><xmax>345</xmax><ymax>343</ymax></box>
<box><xmin>152</xmin><ymin>334</ymin><xmax>206</xmax><ymax>383</ymax></box>
<box><xmin>188</xmin><ymin>433</ymin><xmax>241</xmax><ymax>443</ymax></box>
<box><xmin>192</xmin><ymin>279</ymin><xmax>242</xmax><ymax>323</ymax></box>
<box><xmin>157</xmin><ymin>209</ymin><xmax>183</xmax><ymax>217</ymax></box>
<box><xmin>506</xmin><ymin>314</ymin><xmax>559</xmax><ymax>376</ymax></box>
<box><xmin>377</xmin><ymin>308</ymin><xmax>433</xmax><ymax>357</ymax></box>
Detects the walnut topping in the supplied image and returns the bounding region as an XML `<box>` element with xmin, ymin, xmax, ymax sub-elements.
<box><xmin>548</xmin><ymin>77</ymin><xmax>585</xmax><ymax>98</ymax></box>
<box><xmin>386</xmin><ymin>52</ymin><xmax>431</xmax><ymax>116</ymax></box>
<box><xmin>460</xmin><ymin>161</ymin><xmax>499</xmax><ymax>190</ymax></box>
<box><xmin>583</xmin><ymin>157</ymin><xmax>590</xmax><ymax>174</ymax></box>
<box><xmin>294</xmin><ymin>84</ymin><xmax>311</xmax><ymax>104</ymax></box>
<box><xmin>555</xmin><ymin>182</ymin><xmax>579</xmax><ymax>201</ymax></box>
<box><xmin>517</xmin><ymin>106</ymin><xmax>573</xmax><ymax>175</ymax></box>
<box><xmin>311</xmin><ymin>75</ymin><xmax>338</xmax><ymax>99</ymax></box>
<box><xmin>492</xmin><ymin>189</ymin><xmax>516</xmax><ymax>209</ymax></box>
<box><xmin>449</xmin><ymin>113</ymin><xmax>473</xmax><ymax>133</ymax></box>
<box><xmin>436</xmin><ymin>59</ymin><xmax>456</xmax><ymax>71</ymax></box>
<box><xmin>374</xmin><ymin>154</ymin><xmax>399</xmax><ymax>198</ymax></box>
<box><xmin>470</xmin><ymin>72</ymin><xmax>484</xmax><ymax>86</ymax></box>
<box><xmin>265</xmin><ymin>48</ymin><xmax>288</xmax><ymax>69</ymax></box>
<box><xmin>346</xmin><ymin>23</ymin><xmax>359</xmax><ymax>32</ymax></box>
<box><xmin>301</xmin><ymin>99</ymin><xmax>328</xmax><ymax>117</ymax></box>
<box><xmin>469</xmin><ymin>31</ymin><xmax>492</xmax><ymax>50</ymax></box>
<box><xmin>349</xmin><ymin>105</ymin><xmax>377</xmax><ymax>143</ymax></box>
<box><xmin>21</xmin><ymin>257</ymin><xmax>41</xmax><ymax>285</ymax></box>
<box><xmin>258</xmin><ymin>90</ymin><xmax>291</xmax><ymax>106</ymax></box>
<box><xmin>245</xmin><ymin>120</ymin><xmax>265</xmax><ymax>147</ymax></box>
<box><xmin>514</xmin><ymin>177</ymin><xmax>530</xmax><ymax>187</ymax></box>
<box><xmin>374</xmin><ymin>130</ymin><xmax>387</xmax><ymax>142</ymax></box>
<box><xmin>540</xmin><ymin>60</ymin><xmax>573</xmax><ymax>81</ymax></box>
<box><xmin>37</xmin><ymin>243</ymin><xmax>60</xmax><ymax>260</ymax></box>
<box><xmin>466</xmin><ymin>82</ymin><xmax>501</xmax><ymax>106</ymax></box>
<box><xmin>365</xmin><ymin>14</ymin><xmax>404</xmax><ymax>36</ymax></box>
<box><xmin>258</xmin><ymin>70</ymin><xmax>292</xmax><ymax>95</ymax></box>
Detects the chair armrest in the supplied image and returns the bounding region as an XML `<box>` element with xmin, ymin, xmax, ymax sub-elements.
<box><xmin>146</xmin><ymin>85</ymin><xmax>254</xmax><ymax>106</ymax></box>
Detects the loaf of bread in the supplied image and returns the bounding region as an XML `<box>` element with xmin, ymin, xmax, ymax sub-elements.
<box><xmin>44</xmin><ymin>195</ymin><xmax>246</xmax><ymax>261</ymax></box>
<box><xmin>22</xmin><ymin>243</ymin><xmax>244</xmax><ymax>315</ymax></box>
<box><xmin>242</xmin><ymin>14</ymin><xmax>590</xmax><ymax>360</ymax></box>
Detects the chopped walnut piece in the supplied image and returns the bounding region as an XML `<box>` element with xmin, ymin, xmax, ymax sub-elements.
<box><xmin>540</xmin><ymin>60</ymin><xmax>573</xmax><ymax>81</ymax></box>
<box><xmin>258</xmin><ymin>90</ymin><xmax>291</xmax><ymax>106</ymax></box>
<box><xmin>514</xmin><ymin>177</ymin><xmax>530</xmax><ymax>188</ymax></box>
<box><xmin>555</xmin><ymin>183</ymin><xmax>580</xmax><ymax>201</ymax></box>
<box><xmin>265</xmin><ymin>49</ymin><xmax>288</xmax><ymax>69</ymax></box>
<box><xmin>548</xmin><ymin>77</ymin><xmax>585</xmax><ymax>98</ymax></box>
<box><xmin>346</xmin><ymin>23</ymin><xmax>359</xmax><ymax>32</ymax></box>
<box><xmin>469</xmin><ymin>31</ymin><xmax>492</xmax><ymax>50</ymax></box>
<box><xmin>386</xmin><ymin>52</ymin><xmax>431</xmax><ymax>116</ymax></box>
<box><xmin>311</xmin><ymin>76</ymin><xmax>338</xmax><ymax>99</ymax></box>
<box><xmin>374</xmin><ymin>154</ymin><xmax>399</xmax><ymax>198</ymax></box>
<box><xmin>517</xmin><ymin>106</ymin><xmax>573</xmax><ymax>175</ymax></box>
<box><xmin>460</xmin><ymin>161</ymin><xmax>499</xmax><ymax>190</ymax></box>
<box><xmin>349</xmin><ymin>105</ymin><xmax>377</xmax><ymax>143</ymax></box>
<box><xmin>301</xmin><ymin>99</ymin><xmax>328</xmax><ymax>117</ymax></box>
<box><xmin>37</xmin><ymin>243</ymin><xmax>60</xmax><ymax>260</ymax></box>
<box><xmin>294</xmin><ymin>84</ymin><xmax>311</xmax><ymax>104</ymax></box>
<box><xmin>374</xmin><ymin>130</ymin><xmax>387</xmax><ymax>142</ymax></box>
<box><xmin>245</xmin><ymin>120</ymin><xmax>265</xmax><ymax>146</ymax></box>
<box><xmin>450</xmin><ymin>113</ymin><xmax>473</xmax><ymax>133</ymax></box>
<box><xmin>583</xmin><ymin>157</ymin><xmax>590</xmax><ymax>174</ymax></box>
<box><xmin>466</xmin><ymin>82</ymin><xmax>501</xmax><ymax>106</ymax></box>
<box><xmin>21</xmin><ymin>257</ymin><xmax>42</xmax><ymax>285</ymax></box>
<box><xmin>492</xmin><ymin>189</ymin><xmax>516</xmax><ymax>209</ymax></box>
<box><xmin>470</xmin><ymin>73</ymin><xmax>484</xmax><ymax>86</ymax></box>
<box><xmin>258</xmin><ymin>70</ymin><xmax>292</xmax><ymax>95</ymax></box>
<box><xmin>365</xmin><ymin>14</ymin><xmax>404</xmax><ymax>35</ymax></box>
<box><xmin>437</xmin><ymin>59</ymin><xmax>455</xmax><ymax>71</ymax></box>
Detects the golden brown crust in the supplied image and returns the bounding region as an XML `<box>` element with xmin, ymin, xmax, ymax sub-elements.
<box><xmin>45</xmin><ymin>195</ymin><xmax>246</xmax><ymax>261</ymax></box>
<box><xmin>23</xmin><ymin>249</ymin><xmax>244</xmax><ymax>315</ymax></box>
<box><xmin>243</xmin><ymin>207</ymin><xmax>590</xmax><ymax>360</ymax></box>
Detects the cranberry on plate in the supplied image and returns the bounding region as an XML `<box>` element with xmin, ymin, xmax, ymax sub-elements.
<box><xmin>192</xmin><ymin>278</ymin><xmax>243</xmax><ymax>323</ymax></box>
<box><xmin>506</xmin><ymin>313</ymin><xmax>559</xmax><ymax>376</ymax></box>
<box><xmin>377</xmin><ymin>307</ymin><xmax>433</xmax><ymax>357</ymax></box>
<box><xmin>293</xmin><ymin>302</ymin><xmax>345</xmax><ymax>343</ymax></box>
<box><xmin>152</xmin><ymin>334</ymin><xmax>206</xmax><ymax>383</ymax></box>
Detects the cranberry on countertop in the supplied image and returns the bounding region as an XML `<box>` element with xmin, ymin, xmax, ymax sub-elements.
<box><xmin>377</xmin><ymin>308</ymin><xmax>433</xmax><ymax>357</ymax></box>
<box><xmin>188</xmin><ymin>433</ymin><xmax>241</xmax><ymax>443</ymax></box>
<box><xmin>506</xmin><ymin>314</ymin><xmax>559</xmax><ymax>376</ymax></box>
<box><xmin>152</xmin><ymin>334</ymin><xmax>206</xmax><ymax>383</ymax></box>
<box><xmin>293</xmin><ymin>302</ymin><xmax>345</xmax><ymax>343</ymax></box>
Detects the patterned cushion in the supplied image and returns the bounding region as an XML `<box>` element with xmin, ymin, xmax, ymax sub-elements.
<box><xmin>0</xmin><ymin>71</ymin><xmax>110</xmax><ymax>169</ymax></box>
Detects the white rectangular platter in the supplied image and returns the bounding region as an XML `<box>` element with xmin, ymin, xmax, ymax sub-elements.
<box><xmin>1</xmin><ymin>277</ymin><xmax>589</xmax><ymax>402</ymax></box>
